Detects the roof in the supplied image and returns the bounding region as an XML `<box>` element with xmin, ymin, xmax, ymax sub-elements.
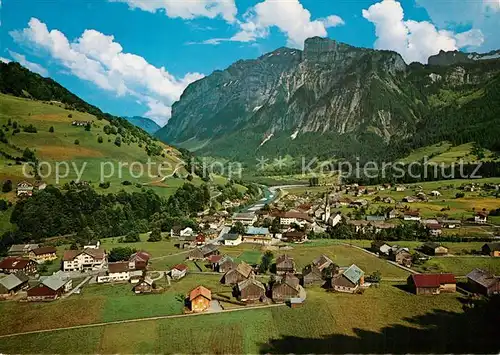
<box><xmin>201</xmin><ymin>244</ymin><xmax>218</xmax><ymax>255</ymax></box>
<box><xmin>410</xmin><ymin>273</ymin><xmax>456</xmax><ymax>288</ymax></box>
<box><xmin>483</xmin><ymin>242</ymin><xmax>500</xmax><ymax>252</ymax></box>
<box><xmin>404</xmin><ymin>211</ymin><xmax>420</xmax><ymax>216</ymax></box>
<box><xmin>0</xmin><ymin>257</ymin><xmax>33</xmax><ymax>270</ymax></box>
<box><xmin>284</xmin><ymin>231</ymin><xmax>306</xmax><ymax>238</ymax></box>
<box><xmin>236</xmin><ymin>262</ymin><xmax>254</xmax><ymax>278</ymax></box>
<box><xmin>41</xmin><ymin>274</ymin><xmax>69</xmax><ymax>291</ymax></box>
<box><xmin>130</xmin><ymin>251</ymin><xmax>151</xmax><ymax>262</ymax></box>
<box><xmin>63</xmin><ymin>248</ymin><xmax>106</xmax><ymax>261</ymax></box>
<box><xmin>467</xmin><ymin>268</ymin><xmax>499</xmax><ymax>288</ymax></box>
<box><xmin>31</xmin><ymin>246</ymin><xmax>57</xmax><ymax>255</ymax></box>
<box><xmin>312</xmin><ymin>254</ymin><xmax>333</xmax><ymax>269</ymax></box>
<box><xmin>172</xmin><ymin>264</ymin><xmax>188</xmax><ymax>271</ymax></box>
<box><xmin>245</xmin><ymin>227</ymin><xmax>270</xmax><ymax>235</ymax></box>
<box><xmin>272</xmin><ymin>211</ymin><xmax>313</xmax><ymax>222</ymax></box>
<box><xmin>189</xmin><ymin>285</ymin><xmax>212</xmax><ymax>301</ymax></box>
<box><xmin>232</xmin><ymin>212</ymin><xmax>256</xmax><ymax>220</ymax></box>
<box><xmin>8</xmin><ymin>244</ymin><xmax>39</xmax><ymax>254</ymax></box>
<box><xmin>208</xmin><ymin>255</ymin><xmax>222</xmax><ymax>264</ymax></box>
<box><xmin>222</xmin><ymin>233</ymin><xmax>240</xmax><ymax>241</ymax></box>
<box><xmin>282</xmin><ymin>273</ymin><xmax>300</xmax><ymax>289</ymax></box>
<box><xmin>108</xmin><ymin>262</ymin><xmax>130</xmax><ymax>274</ymax></box>
<box><xmin>219</xmin><ymin>255</ymin><xmax>234</xmax><ymax>264</ymax></box>
<box><xmin>342</xmin><ymin>264</ymin><xmax>364</xmax><ymax>284</ymax></box>
<box><xmin>237</xmin><ymin>278</ymin><xmax>266</xmax><ymax>291</ymax></box>
<box><xmin>422</xmin><ymin>242</ymin><xmax>446</xmax><ymax>250</ymax></box>
<box><xmin>0</xmin><ymin>273</ymin><xmax>26</xmax><ymax>290</ymax></box>
<box><xmin>276</xmin><ymin>254</ymin><xmax>295</xmax><ymax>268</ymax></box>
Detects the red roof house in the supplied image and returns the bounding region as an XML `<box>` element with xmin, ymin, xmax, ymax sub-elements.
<box><xmin>407</xmin><ymin>273</ymin><xmax>456</xmax><ymax>295</ymax></box>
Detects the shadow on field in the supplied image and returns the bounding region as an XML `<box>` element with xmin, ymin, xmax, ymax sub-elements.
<box><xmin>259</xmin><ymin>296</ymin><xmax>500</xmax><ymax>354</ymax></box>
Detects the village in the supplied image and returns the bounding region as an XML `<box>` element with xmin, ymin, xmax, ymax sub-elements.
<box><xmin>1</xmin><ymin>179</ymin><xmax>500</xmax><ymax>311</ymax></box>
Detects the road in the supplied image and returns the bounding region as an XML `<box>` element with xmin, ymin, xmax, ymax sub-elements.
<box><xmin>0</xmin><ymin>303</ymin><xmax>286</xmax><ymax>339</ymax></box>
<box><xmin>63</xmin><ymin>276</ymin><xmax>92</xmax><ymax>298</ymax></box>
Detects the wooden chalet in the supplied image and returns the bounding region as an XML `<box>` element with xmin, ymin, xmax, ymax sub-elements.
<box><xmin>129</xmin><ymin>251</ymin><xmax>151</xmax><ymax>270</ymax></box>
<box><xmin>237</xmin><ymin>278</ymin><xmax>266</xmax><ymax>302</ymax></box>
<box><xmin>272</xmin><ymin>273</ymin><xmax>301</xmax><ymax>302</ymax></box>
<box><xmin>189</xmin><ymin>286</ymin><xmax>212</xmax><ymax>312</ymax></box>
<box><xmin>221</xmin><ymin>262</ymin><xmax>254</xmax><ymax>285</ymax></box>
<box><xmin>482</xmin><ymin>243</ymin><xmax>500</xmax><ymax>257</ymax></box>
<box><xmin>421</xmin><ymin>242</ymin><xmax>448</xmax><ymax>256</ymax></box>
<box><xmin>0</xmin><ymin>257</ymin><xmax>37</xmax><ymax>275</ymax></box>
<box><xmin>282</xmin><ymin>231</ymin><xmax>307</xmax><ymax>243</ymax></box>
<box><xmin>133</xmin><ymin>277</ymin><xmax>154</xmax><ymax>294</ymax></box>
<box><xmin>328</xmin><ymin>264</ymin><xmax>364</xmax><ymax>293</ymax></box>
<box><xmin>218</xmin><ymin>255</ymin><xmax>237</xmax><ymax>273</ymax></box>
<box><xmin>407</xmin><ymin>274</ymin><xmax>456</xmax><ymax>295</ymax></box>
<box><xmin>275</xmin><ymin>254</ymin><xmax>296</xmax><ymax>275</ymax></box>
<box><xmin>302</xmin><ymin>264</ymin><xmax>323</xmax><ymax>285</ymax></box>
<box><xmin>391</xmin><ymin>248</ymin><xmax>412</xmax><ymax>267</ymax></box>
<box><xmin>467</xmin><ymin>269</ymin><xmax>500</xmax><ymax>296</ymax></box>
<box><xmin>0</xmin><ymin>272</ymin><xmax>29</xmax><ymax>299</ymax></box>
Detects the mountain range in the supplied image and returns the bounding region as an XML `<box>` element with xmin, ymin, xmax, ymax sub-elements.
<box><xmin>156</xmin><ymin>37</ymin><xmax>500</xmax><ymax>163</ymax></box>
<box><xmin>125</xmin><ymin>116</ymin><xmax>161</xmax><ymax>134</ymax></box>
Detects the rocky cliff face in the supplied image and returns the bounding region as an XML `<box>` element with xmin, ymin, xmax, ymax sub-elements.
<box><xmin>157</xmin><ymin>37</ymin><xmax>500</xmax><ymax>161</ymax></box>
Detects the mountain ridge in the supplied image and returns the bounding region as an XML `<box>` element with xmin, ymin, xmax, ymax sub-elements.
<box><xmin>156</xmin><ymin>37</ymin><xmax>500</xmax><ymax>162</ymax></box>
<box><xmin>125</xmin><ymin>116</ymin><xmax>161</xmax><ymax>134</ymax></box>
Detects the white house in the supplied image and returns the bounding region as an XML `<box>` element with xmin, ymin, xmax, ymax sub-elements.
<box><xmin>222</xmin><ymin>233</ymin><xmax>242</xmax><ymax>246</ymax></box>
<box><xmin>430</xmin><ymin>190</ymin><xmax>441</xmax><ymax>197</ymax></box>
<box><xmin>180</xmin><ymin>227</ymin><xmax>194</xmax><ymax>238</ymax></box>
<box><xmin>328</xmin><ymin>213</ymin><xmax>342</xmax><ymax>227</ymax></box>
<box><xmin>232</xmin><ymin>213</ymin><xmax>257</xmax><ymax>226</ymax></box>
<box><xmin>475</xmin><ymin>212</ymin><xmax>488</xmax><ymax>224</ymax></box>
<box><xmin>403</xmin><ymin>211</ymin><xmax>421</xmax><ymax>221</ymax></box>
<box><xmin>97</xmin><ymin>261</ymin><xmax>141</xmax><ymax>283</ymax></box>
<box><xmin>170</xmin><ymin>264</ymin><xmax>188</xmax><ymax>280</ymax></box>
<box><xmin>63</xmin><ymin>248</ymin><xmax>107</xmax><ymax>272</ymax></box>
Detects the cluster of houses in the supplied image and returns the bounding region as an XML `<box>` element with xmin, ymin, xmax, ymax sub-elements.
<box><xmin>15</xmin><ymin>181</ymin><xmax>47</xmax><ymax>197</ymax></box>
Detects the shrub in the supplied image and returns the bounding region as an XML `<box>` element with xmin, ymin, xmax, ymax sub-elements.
<box><xmin>49</xmin><ymin>126</ymin><xmax>54</xmax><ymax>133</ymax></box>
<box><xmin>97</xmin><ymin>136</ymin><xmax>103</xmax><ymax>144</ymax></box>
<box><xmin>23</xmin><ymin>124</ymin><xmax>37</xmax><ymax>133</ymax></box>
<box><xmin>74</xmin><ymin>139</ymin><xmax>80</xmax><ymax>145</ymax></box>
<box><xmin>2</xmin><ymin>180</ymin><xmax>13</xmax><ymax>193</ymax></box>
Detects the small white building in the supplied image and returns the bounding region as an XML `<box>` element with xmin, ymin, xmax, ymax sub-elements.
<box><xmin>170</xmin><ymin>264</ymin><xmax>188</xmax><ymax>280</ymax></box>
<box><xmin>222</xmin><ymin>233</ymin><xmax>242</xmax><ymax>246</ymax></box>
<box><xmin>180</xmin><ymin>227</ymin><xmax>194</xmax><ymax>238</ymax></box>
<box><xmin>475</xmin><ymin>212</ymin><xmax>488</xmax><ymax>224</ymax></box>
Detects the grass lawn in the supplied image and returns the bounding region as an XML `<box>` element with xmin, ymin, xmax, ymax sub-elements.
<box><xmin>2</xmin><ymin>283</ymin><xmax>497</xmax><ymax>354</ymax></box>
<box><xmin>415</xmin><ymin>257</ymin><xmax>500</xmax><ymax>276</ymax></box>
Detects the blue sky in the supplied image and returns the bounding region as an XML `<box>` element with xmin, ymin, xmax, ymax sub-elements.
<box><xmin>1</xmin><ymin>0</ymin><xmax>499</xmax><ymax>126</ymax></box>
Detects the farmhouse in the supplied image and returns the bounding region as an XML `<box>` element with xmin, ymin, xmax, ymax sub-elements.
<box><xmin>328</xmin><ymin>264</ymin><xmax>365</xmax><ymax>293</ymax></box>
<box><xmin>72</xmin><ymin>120</ymin><xmax>91</xmax><ymax>126</ymax></box>
<box><xmin>440</xmin><ymin>220</ymin><xmax>461</xmax><ymax>229</ymax></box>
<box><xmin>403</xmin><ymin>210</ymin><xmax>421</xmax><ymax>221</ymax></box>
<box><xmin>407</xmin><ymin>274</ymin><xmax>456</xmax><ymax>295</ymax></box>
<box><xmin>27</xmin><ymin>272</ymin><xmax>72</xmax><ymax>301</ymax></box>
<box><xmin>371</xmin><ymin>241</ymin><xmax>391</xmax><ymax>256</ymax></box>
<box><xmin>302</xmin><ymin>264</ymin><xmax>323</xmax><ymax>285</ymax></box>
<box><xmin>188</xmin><ymin>286</ymin><xmax>212</xmax><ymax>312</ymax></box>
<box><xmin>242</xmin><ymin>234</ymin><xmax>273</xmax><ymax>245</ymax></box>
<box><xmin>170</xmin><ymin>264</ymin><xmax>188</xmax><ymax>280</ymax></box>
<box><xmin>180</xmin><ymin>227</ymin><xmax>194</xmax><ymax>238</ymax></box>
<box><xmin>466</xmin><ymin>268</ymin><xmax>500</xmax><ymax>296</ymax></box>
<box><xmin>221</xmin><ymin>262</ymin><xmax>254</xmax><ymax>285</ymax></box>
<box><xmin>63</xmin><ymin>248</ymin><xmax>106</xmax><ymax>271</ymax></box>
<box><xmin>273</xmin><ymin>211</ymin><xmax>313</xmax><ymax>227</ymax></box>
<box><xmin>0</xmin><ymin>272</ymin><xmax>29</xmax><ymax>299</ymax></box>
<box><xmin>222</xmin><ymin>233</ymin><xmax>242</xmax><ymax>246</ymax></box>
<box><xmin>426</xmin><ymin>223</ymin><xmax>442</xmax><ymax>237</ymax></box>
<box><xmin>133</xmin><ymin>277</ymin><xmax>154</xmax><ymax>294</ymax></box>
<box><xmin>474</xmin><ymin>212</ymin><xmax>488</xmax><ymax>224</ymax></box>
<box><xmin>312</xmin><ymin>254</ymin><xmax>334</xmax><ymax>271</ymax></box>
<box><xmin>282</xmin><ymin>231</ymin><xmax>307</xmax><ymax>243</ymax></box>
<box><xmin>272</xmin><ymin>273</ymin><xmax>301</xmax><ymax>302</ymax></box>
<box><xmin>132</xmin><ymin>276</ymin><xmax>154</xmax><ymax>294</ymax></box>
<box><xmin>8</xmin><ymin>244</ymin><xmax>39</xmax><ymax>257</ymax></box>
<box><xmin>16</xmin><ymin>181</ymin><xmax>34</xmax><ymax>197</ymax></box>
<box><xmin>0</xmin><ymin>257</ymin><xmax>37</xmax><ymax>275</ymax></box>
<box><xmin>481</xmin><ymin>242</ymin><xmax>500</xmax><ymax>257</ymax></box>
<box><xmin>28</xmin><ymin>246</ymin><xmax>57</xmax><ymax>263</ymax></box>
<box><xmin>421</xmin><ymin>242</ymin><xmax>448</xmax><ymax>256</ymax></box>
<box><xmin>237</xmin><ymin>278</ymin><xmax>266</xmax><ymax>302</ymax></box>
<box><xmin>187</xmin><ymin>244</ymin><xmax>219</xmax><ymax>260</ymax></box>
<box><xmin>275</xmin><ymin>254</ymin><xmax>296</xmax><ymax>275</ymax></box>
<box><xmin>218</xmin><ymin>255</ymin><xmax>237</xmax><ymax>273</ymax></box>
<box><xmin>391</xmin><ymin>248</ymin><xmax>412</xmax><ymax>267</ymax></box>
<box><xmin>129</xmin><ymin>251</ymin><xmax>151</xmax><ymax>270</ymax></box>
<box><xmin>97</xmin><ymin>262</ymin><xmax>132</xmax><ymax>283</ymax></box>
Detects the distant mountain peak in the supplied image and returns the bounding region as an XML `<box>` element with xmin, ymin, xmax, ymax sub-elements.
<box><xmin>124</xmin><ymin>116</ymin><xmax>161</xmax><ymax>134</ymax></box>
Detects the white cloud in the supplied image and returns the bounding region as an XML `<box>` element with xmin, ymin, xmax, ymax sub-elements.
<box><xmin>415</xmin><ymin>0</ymin><xmax>500</xmax><ymax>52</ymax></box>
<box><xmin>195</xmin><ymin>0</ymin><xmax>344</xmax><ymax>49</ymax></box>
<box><xmin>0</xmin><ymin>57</ymin><xmax>10</xmax><ymax>63</ymax></box>
<box><xmin>144</xmin><ymin>98</ymin><xmax>172</xmax><ymax>125</ymax></box>
<box><xmin>10</xmin><ymin>18</ymin><xmax>203</xmax><ymax>123</ymax></box>
<box><xmin>8</xmin><ymin>50</ymin><xmax>48</xmax><ymax>76</ymax></box>
<box><xmin>362</xmin><ymin>0</ymin><xmax>484</xmax><ymax>63</ymax></box>
<box><xmin>110</xmin><ymin>0</ymin><xmax>237</xmax><ymax>23</ymax></box>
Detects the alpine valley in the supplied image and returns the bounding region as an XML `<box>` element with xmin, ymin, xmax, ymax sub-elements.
<box><xmin>156</xmin><ymin>37</ymin><xmax>500</xmax><ymax>164</ymax></box>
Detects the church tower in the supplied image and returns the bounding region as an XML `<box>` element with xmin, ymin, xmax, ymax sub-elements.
<box><xmin>323</xmin><ymin>192</ymin><xmax>331</xmax><ymax>223</ymax></box>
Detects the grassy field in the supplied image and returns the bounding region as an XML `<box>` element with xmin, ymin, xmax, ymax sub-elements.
<box><xmin>1</xmin><ymin>282</ymin><xmax>496</xmax><ymax>354</ymax></box>
<box><xmin>0</xmin><ymin>94</ymin><xmax>200</xmax><ymax>199</ymax></box>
